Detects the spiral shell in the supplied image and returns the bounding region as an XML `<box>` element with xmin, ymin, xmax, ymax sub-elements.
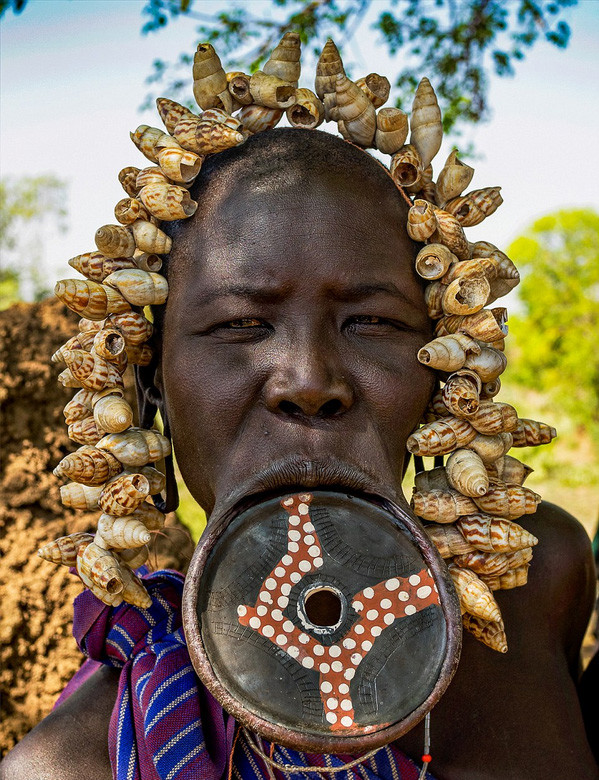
<box><xmin>415</xmin><ymin>244</ymin><xmax>456</xmax><ymax>280</ymax></box>
<box><xmin>390</xmin><ymin>144</ymin><xmax>422</xmax><ymax>188</ymax></box>
<box><xmin>138</xmin><ymin>183</ymin><xmax>198</xmax><ymax>221</ymax></box>
<box><xmin>98</xmin><ymin>473</ymin><xmax>150</xmax><ymax>517</ymax></box>
<box><xmin>474</xmin><ymin>483</ymin><xmax>541</xmax><ymax>519</ymax></box>
<box><xmin>480</xmin><ymin>565</ymin><xmax>529</xmax><ymax>592</ymax></box>
<box><xmin>467</xmin><ymin>401</ymin><xmax>518</xmax><ymax>435</ymax></box>
<box><xmin>373</xmin><ymin>107</ymin><xmax>408</xmax><ymax>155</ymax></box>
<box><xmin>407</xmin><ymin>199</ymin><xmax>437</xmax><ymax>242</ymax></box>
<box><xmin>413</xmin><ymin>466</ymin><xmax>451</xmax><ymax>492</ymax></box>
<box><xmin>481</xmin><ymin>378</ymin><xmax>502</xmax><ymax>399</ymax></box>
<box><xmin>411</xmin><ymin>488</ymin><xmax>478</xmax><ymax>523</ymax></box>
<box><xmin>117</xmin><ymin>545</ymin><xmax>149</xmax><ymax>570</ymax></box>
<box><xmin>93</xmin><ymin>393</ymin><xmax>134</xmax><ymax>433</ymax></box>
<box><xmin>442</xmin><ymin>276</ymin><xmax>490</xmax><ymax>316</ymax></box>
<box><xmin>52</xmin><ymin>335</ymin><xmax>86</xmax><ymax>364</ymax></box>
<box><xmin>67</xmin><ymin>417</ymin><xmax>108</xmax><ymax>446</ymax></box>
<box><xmin>463</xmin><ymin>346</ymin><xmax>507</xmax><ymax>382</ymax></box>
<box><xmin>435</xmin><ymin>307</ymin><xmax>508</xmax><ymax>343</ymax></box>
<box><xmin>60</xmin><ymin>482</ymin><xmax>103</xmax><ymax>510</ymax></box>
<box><xmin>263</xmin><ymin>31</ymin><xmax>301</xmax><ymax>86</ymax></box>
<box><xmin>286</xmin><ymin>88</ymin><xmax>324</xmax><ymax>130</ymax></box>
<box><xmin>92</xmin><ymin>328</ymin><xmax>126</xmax><ymax>363</ymax></box>
<box><xmin>103</xmin><ymin>269</ymin><xmax>168</xmax><ymax>307</ymax></box>
<box><xmin>132</xmin><ymin>251</ymin><xmax>162</xmax><ymax>273</ymax></box>
<box><xmin>446</xmin><ymin>448</ymin><xmax>489</xmax><ymax>497</ymax></box>
<box><xmin>156</xmin><ymin>97</ymin><xmax>197</xmax><ymax>135</ymax></box>
<box><xmin>58</xmin><ymin>368</ymin><xmax>83</xmax><ymax>389</ymax></box>
<box><xmin>77</xmin><ymin>564</ymin><xmax>123</xmax><ymax>607</ymax></box>
<box><xmin>118</xmin><ymin>167</ymin><xmax>141</xmax><ymax>198</ymax></box>
<box><xmin>466</xmin><ymin>432</ymin><xmax>513</xmax><ymax>464</ymax></box>
<box><xmin>462</xmin><ymin>613</ymin><xmax>507</xmax><ymax>653</ymax></box>
<box><xmin>423</xmin><ymin>388</ymin><xmax>450</xmax><ymax>422</ymax></box>
<box><xmin>407</xmin><ymin>417</ymin><xmax>476</xmax><ymax>457</ymax></box>
<box><xmin>449</xmin><ymin>564</ymin><xmax>502</xmax><ymax>623</ymax></box>
<box><xmin>236</xmin><ymin>104</ymin><xmax>284</xmax><ymax>134</ymax></box>
<box><xmin>487</xmin><ymin>455</ymin><xmax>533</xmax><ymax>486</ymax></box>
<box><xmin>130</xmin><ymin>220</ymin><xmax>172</xmax><ymax>255</ymax></box>
<box><xmin>131</xmin><ymin>465</ymin><xmax>166</xmax><ymax>495</ymax></box>
<box><xmin>435</xmin><ymin>150</ymin><xmax>475</xmax><ymax>207</ymax></box>
<box><xmin>38</xmin><ymin>532</ymin><xmax>94</xmax><ymax>567</ymax></box>
<box><xmin>424</xmin><ymin>281</ymin><xmax>445</xmax><ymax>319</ymax></box>
<box><xmin>120</xmin><ymin>566</ymin><xmax>152</xmax><ymax>608</ymax></box>
<box><xmin>106</xmin><ymin>311</ymin><xmax>153</xmax><ymax>345</ymax></box>
<box><xmin>428</xmin><ymin>209</ymin><xmax>469</xmax><ymax>260</ymax></box>
<box><xmin>355</xmin><ymin>73</ymin><xmax>390</xmax><ymax>108</ymax></box>
<box><xmin>125</xmin><ymin>343</ymin><xmax>153</xmax><ymax>366</ymax></box>
<box><xmin>511</xmin><ymin>418</ymin><xmax>557</xmax><ymax>447</ymax></box>
<box><xmin>94</xmin><ymin>224</ymin><xmax>136</xmax><ymax>259</ymax></box>
<box><xmin>173</xmin><ymin>117</ymin><xmax>244</xmax><ymax>155</ymax></box>
<box><xmin>417</xmin><ymin>333</ymin><xmax>481</xmax><ymax>371</ymax></box>
<box><xmin>453</xmin><ymin>549</ymin><xmax>512</xmax><ymax>576</ymax></box>
<box><xmin>96</xmin><ymin>427</ymin><xmax>171</xmax><ymax>467</ymax></box>
<box><xmin>225</xmin><ymin>71</ymin><xmax>252</xmax><ymax>107</ymax></box>
<box><xmin>62</xmin><ymin>349</ymin><xmax>123</xmax><ymax>392</ymax></box>
<box><xmin>128</xmin><ymin>501</ymin><xmax>166</xmax><ymax>530</ymax></box>
<box><xmin>442</xmin><ymin>369</ymin><xmax>482</xmax><ymax>417</ymax></box>
<box><xmin>63</xmin><ymin>388</ymin><xmax>95</xmax><ymax>424</ymax></box>
<box><xmin>77</xmin><ymin>541</ymin><xmax>124</xmax><ymax>594</ymax></box>
<box><xmin>445</xmin><ymin>187</ymin><xmax>503</xmax><ymax>228</ymax></box>
<box><xmin>457</xmin><ymin>514</ymin><xmax>538</xmax><ymax>554</ymax></box>
<box><xmin>114</xmin><ymin>199</ymin><xmax>151</xmax><ymax>226</ymax></box>
<box><xmin>410</xmin><ymin>77</ymin><xmax>442</xmax><ymax>170</ymax></box>
<box><xmin>157</xmin><ymin>146</ymin><xmax>203</xmax><ymax>185</ymax></box>
<box><xmin>130</xmin><ymin>125</ymin><xmax>171</xmax><ymax>164</ymax></box>
<box><xmin>426</xmin><ymin>525</ymin><xmax>476</xmax><ymax>558</ymax></box>
<box><xmin>68</xmin><ymin>252</ymin><xmax>136</xmax><ymax>282</ymax></box>
<box><xmin>136</xmin><ymin>166</ymin><xmax>172</xmax><ymax>189</ymax></box>
<box><xmin>334</xmin><ymin>74</ymin><xmax>376</xmax><ymax>147</ymax></box>
<box><xmin>54</xmin><ymin>445</ymin><xmax>122</xmax><ymax>485</ymax></box>
<box><xmin>315</xmin><ymin>38</ymin><xmax>345</xmax><ymax>110</ymax></box>
<box><xmin>192</xmin><ymin>43</ymin><xmax>233</xmax><ymax>113</ymax></box>
<box><xmin>54</xmin><ymin>279</ymin><xmax>130</xmax><ymax>320</ymax></box>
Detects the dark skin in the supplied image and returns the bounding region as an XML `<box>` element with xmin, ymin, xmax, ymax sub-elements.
<box><xmin>3</xmin><ymin>142</ymin><xmax>597</xmax><ymax>779</ymax></box>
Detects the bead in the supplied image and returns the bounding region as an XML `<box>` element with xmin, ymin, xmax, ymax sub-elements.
<box><xmin>422</xmin><ymin>754</ymin><xmax>432</xmax><ymax>763</ymax></box>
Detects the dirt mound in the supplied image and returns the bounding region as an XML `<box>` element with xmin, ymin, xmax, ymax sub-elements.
<box><xmin>0</xmin><ymin>299</ymin><xmax>193</xmax><ymax>754</ymax></box>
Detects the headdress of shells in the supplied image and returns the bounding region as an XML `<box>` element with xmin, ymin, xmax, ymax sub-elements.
<box><xmin>41</xmin><ymin>35</ymin><xmax>556</xmax><ymax>655</ymax></box>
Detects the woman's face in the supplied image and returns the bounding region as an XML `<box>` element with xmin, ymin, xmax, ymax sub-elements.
<box><xmin>158</xmin><ymin>159</ymin><xmax>435</xmax><ymax>515</ymax></box>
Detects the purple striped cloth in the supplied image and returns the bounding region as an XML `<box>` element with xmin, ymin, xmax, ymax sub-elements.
<box><xmin>67</xmin><ymin>569</ymin><xmax>434</xmax><ymax>780</ymax></box>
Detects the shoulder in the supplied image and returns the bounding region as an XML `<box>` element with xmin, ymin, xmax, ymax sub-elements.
<box><xmin>1</xmin><ymin>666</ymin><xmax>119</xmax><ymax>780</ymax></box>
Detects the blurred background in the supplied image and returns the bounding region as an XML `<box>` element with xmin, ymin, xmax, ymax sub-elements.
<box><xmin>1</xmin><ymin>0</ymin><xmax>598</xmax><ymax>751</ymax></box>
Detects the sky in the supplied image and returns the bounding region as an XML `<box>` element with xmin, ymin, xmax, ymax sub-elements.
<box><xmin>1</xmin><ymin>0</ymin><xmax>599</xmax><ymax>297</ymax></box>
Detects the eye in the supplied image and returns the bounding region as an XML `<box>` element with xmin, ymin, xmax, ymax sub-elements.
<box><xmin>224</xmin><ymin>318</ymin><xmax>264</xmax><ymax>328</ymax></box>
<box><xmin>209</xmin><ymin>317</ymin><xmax>272</xmax><ymax>342</ymax></box>
<box><xmin>345</xmin><ymin>315</ymin><xmax>399</xmax><ymax>334</ymax></box>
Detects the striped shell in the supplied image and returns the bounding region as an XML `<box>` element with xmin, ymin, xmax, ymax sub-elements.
<box><xmin>54</xmin><ymin>445</ymin><xmax>122</xmax><ymax>485</ymax></box>
<box><xmin>407</xmin><ymin>417</ymin><xmax>477</xmax><ymax>457</ymax></box>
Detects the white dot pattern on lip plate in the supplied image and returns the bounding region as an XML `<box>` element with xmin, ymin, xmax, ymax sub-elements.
<box><xmin>236</xmin><ymin>493</ymin><xmax>441</xmax><ymax>732</ymax></box>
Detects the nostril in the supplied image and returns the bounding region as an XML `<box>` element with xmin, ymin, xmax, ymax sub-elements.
<box><xmin>278</xmin><ymin>400</ymin><xmax>303</xmax><ymax>416</ymax></box>
<box><xmin>319</xmin><ymin>399</ymin><xmax>343</xmax><ymax>417</ymax></box>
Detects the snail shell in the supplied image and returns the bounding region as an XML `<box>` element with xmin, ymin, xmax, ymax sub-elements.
<box><xmin>407</xmin><ymin>199</ymin><xmax>437</xmax><ymax>242</ymax></box>
<box><xmin>227</xmin><ymin>71</ymin><xmax>252</xmax><ymax>106</ymax></box>
<box><xmin>103</xmin><ymin>269</ymin><xmax>168</xmax><ymax>307</ymax></box>
<box><xmin>57</xmin><ymin>368</ymin><xmax>83</xmax><ymax>389</ymax></box>
<box><xmin>68</xmin><ymin>252</ymin><xmax>136</xmax><ymax>282</ymax></box>
<box><xmin>511</xmin><ymin>418</ymin><xmax>557</xmax><ymax>447</ymax></box>
<box><xmin>94</xmin><ymin>224</ymin><xmax>136</xmax><ymax>259</ymax></box>
<box><xmin>411</xmin><ymin>488</ymin><xmax>478</xmax><ymax>523</ymax></box>
<box><xmin>129</xmin><ymin>465</ymin><xmax>166</xmax><ymax>495</ymax></box>
<box><xmin>63</xmin><ymin>388</ymin><xmax>95</xmax><ymax>424</ymax></box>
<box><xmin>125</xmin><ymin>343</ymin><xmax>154</xmax><ymax>366</ymax></box>
<box><xmin>410</xmin><ymin>77</ymin><xmax>442</xmax><ymax>170</ymax></box>
<box><xmin>423</xmin><ymin>388</ymin><xmax>450</xmax><ymax>422</ymax></box>
<box><xmin>334</xmin><ymin>73</ymin><xmax>376</xmax><ymax>147</ymax></box>
<box><xmin>374</xmin><ymin>107</ymin><xmax>409</xmax><ymax>155</ymax></box>
<box><xmin>106</xmin><ymin>310</ymin><xmax>153</xmax><ymax>345</ymax></box>
<box><xmin>157</xmin><ymin>146</ymin><xmax>203</xmax><ymax>185</ymax></box>
<box><xmin>413</xmin><ymin>466</ymin><xmax>451</xmax><ymax>492</ymax></box>
<box><xmin>286</xmin><ymin>88</ymin><xmax>325</xmax><ymax>130</ymax></box>
<box><xmin>435</xmin><ymin>307</ymin><xmax>508</xmax><ymax>343</ymax></box>
<box><xmin>481</xmin><ymin>378</ymin><xmax>501</xmax><ymax>399</ymax></box>
<box><xmin>445</xmin><ymin>187</ymin><xmax>503</xmax><ymax>228</ymax></box>
<box><xmin>415</xmin><ymin>244</ymin><xmax>456</xmax><ymax>280</ymax></box>
<box><xmin>428</xmin><ymin>209</ymin><xmax>469</xmax><ymax>260</ymax></box>
<box><xmin>480</xmin><ymin>564</ymin><xmax>530</xmax><ymax>592</ymax></box>
<box><xmin>62</xmin><ymin>349</ymin><xmax>124</xmax><ymax>393</ymax></box>
<box><xmin>449</xmin><ymin>564</ymin><xmax>502</xmax><ymax>623</ymax></box>
<box><xmin>98</xmin><ymin>473</ymin><xmax>151</xmax><ymax>517</ymax></box>
<box><xmin>249</xmin><ymin>71</ymin><xmax>297</xmax><ymax>110</ymax></box>
<box><xmin>130</xmin><ymin>125</ymin><xmax>171</xmax><ymax>164</ymax></box>
<box><xmin>192</xmin><ymin>43</ymin><xmax>233</xmax><ymax>113</ymax></box>
<box><xmin>52</xmin><ymin>335</ymin><xmax>86</xmax><ymax>364</ymax></box>
<box><xmin>67</xmin><ymin>417</ymin><xmax>108</xmax><ymax>446</ymax></box>
<box><xmin>463</xmin><ymin>346</ymin><xmax>507</xmax><ymax>382</ymax></box>
<box><xmin>466</xmin><ymin>432</ymin><xmax>513</xmax><ymax>464</ymax></box>
<box><xmin>487</xmin><ymin>454</ymin><xmax>533</xmax><ymax>486</ymax></box>
<box><xmin>435</xmin><ymin>150</ymin><xmax>475</xmax><ymax>207</ymax></box>
<box><xmin>453</xmin><ymin>549</ymin><xmax>512</xmax><ymax>576</ymax></box>
<box><xmin>156</xmin><ymin>97</ymin><xmax>197</xmax><ymax>134</ymax></box>
<box><xmin>128</xmin><ymin>500</ymin><xmax>166</xmax><ymax>530</ymax></box>
<box><xmin>315</xmin><ymin>38</ymin><xmax>345</xmax><ymax>108</ymax></box>
<box><xmin>173</xmin><ymin>117</ymin><xmax>244</xmax><ymax>155</ymax></box>
<box><xmin>93</xmin><ymin>393</ymin><xmax>134</xmax><ymax>433</ymax></box>
<box><xmin>77</xmin><ymin>541</ymin><xmax>124</xmax><ymax>595</ymax></box>
<box><xmin>236</xmin><ymin>105</ymin><xmax>283</xmax><ymax>134</ymax></box>
<box><xmin>136</xmin><ymin>166</ymin><xmax>172</xmax><ymax>189</ymax></box>
<box><xmin>417</xmin><ymin>333</ymin><xmax>481</xmax><ymax>372</ymax></box>
<box><xmin>77</xmin><ymin>564</ymin><xmax>123</xmax><ymax>607</ymax></box>
<box><xmin>96</xmin><ymin>427</ymin><xmax>171</xmax><ymax>467</ymax></box>
<box><xmin>117</xmin><ymin>545</ymin><xmax>149</xmax><ymax>570</ymax></box>
<box><xmin>446</xmin><ymin>448</ymin><xmax>489</xmax><ymax>497</ymax></box>
<box><xmin>407</xmin><ymin>417</ymin><xmax>477</xmax><ymax>457</ymax></box>
<box><xmin>390</xmin><ymin>144</ymin><xmax>422</xmax><ymax>188</ymax></box>
<box><xmin>505</xmin><ymin>547</ymin><xmax>534</xmax><ymax>569</ymax></box>
<box><xmin>442</xmin><ymin>369</ymin><xmax>482</xmax><ymax>417</ymax></box>
<box><xmin>468</xmin><ymin>400</ymin><xmax>518</xmax><ymax>435</ymax></box>
<box><xmin>92</xmin><ymin>328</ymin><xmax>125</xmax><ymax>362</ymax></box>
<box><xmin>461</xmin><ymin>613</ymin><xmax>507</xmax><ymax>653</ymax></box>
<box><xmin>474</xmin><ymin>483</ymin><xmax>541</xmax><ymax>519</ymax></box>
<box><xmin>404</xmin><ymin>162</ymin><xmax>434</xmax><ymax>196</ymax></box>
<box><xmin>442</xmin><ymin>258</ymin><xmax>491</xmax><ymax>284</ymax></box>
<box><xmin>118</xmin><ymin>167</ymin><xmax>141</xmax><ymax>198</ymax></box>
<box><xmin>442</xmin><ymin>276</ymin><xmax>490</xmax><ymax>316</ymax></box>
<box><xmin>54</xmin><ymin>445</ymin><xmax>122</xmax><ymax>485</ymax></box>
<box><xmin>38</xmin><ymin>532</ymin><xmax>94</xmax><ymax>567</ymax></box>
<box><xmin>263</xmin><ymin>31</ymin><xmax>301</xmax><ymax>86</ymax></box>
<box><xmin>130</xmin><ymin>220</ymin><xmax>172</xmax><ymax>255</ymax></box>
<box><xmin>457</xmin><ymin>514</ymin><xmax>538</xmax><ymax>554</ymax></box>
<box><xmin>471</xmin><ymin>245</ymin><xmax>520</xmax><ymax>280</ymax></box>
<box><xmin>133</xmin><ymin>251</ymin><xmax>162</xmax><ymax>273</ymax></box>
<box><xmin>54</xmin><ymin>279</ymin><xmax>130</xmax><ymax>320</ymax></box>
<box><xmin>114</xmin><ymin>198</ymin><xmax>152</xmax><ymax>226</ymax></box>
<box><xmin>424</xmin><ymin>281</ymin><xmax>445</xmax><ymax>319</ymax></box>
<box><xmin>60</xmin><ymin>482</ymin><xmax>104</xmax><ymax>510</ymax></box>
<box><xmin>426</xmin><ymin>524</ymin><xmax>476</xmax><ymax>558</ymax></box>
<box><xmin>120</xmin><ymin>566</ymin><xmax>152</xmax><ymax>608</ymax></box>
<box><xmin>355</xmin><ymin>73</ymin><xmax>390</xmax><ymax>108</ymax></box>
<box><xmin>200</xmin><ymin>108</ymin><xmax>243</xmax><ymax>130</ymax></box>
<box><xmin>138</xmin><ymin>182</ymin><xmax>197</xmax><ymax>221</ymax></box>
<box><xmin>78</xmin><ymin>318</ymin><xmax>105</xmax><ymax>333</ymax></box>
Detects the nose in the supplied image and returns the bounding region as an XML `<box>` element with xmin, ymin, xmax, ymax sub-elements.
<box><xmin>264</xmin><ymin>340</ymin><xmax>354</xmax><ymax>420</ymax></box>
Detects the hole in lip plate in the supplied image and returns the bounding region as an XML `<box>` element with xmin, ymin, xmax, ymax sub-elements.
<box><xmin>298</xmin><ymin>584</ymin><xmax>346</xmax><ymax>634</ymax></box>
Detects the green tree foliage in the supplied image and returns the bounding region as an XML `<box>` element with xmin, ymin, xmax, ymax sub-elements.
<box><xmin>507</xmin><ymin>209</ymin><xmax>599</xmax><ymax>443</ymax></box>
<box><xmin>139</xmin><ymin>0</ymin><xmax>576</xmax><ymax>134</ymax></box>
<box><xmin>0</xmin><ymin>175</ymin><xmax>68</xmax><ymax>308</ymax></box>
